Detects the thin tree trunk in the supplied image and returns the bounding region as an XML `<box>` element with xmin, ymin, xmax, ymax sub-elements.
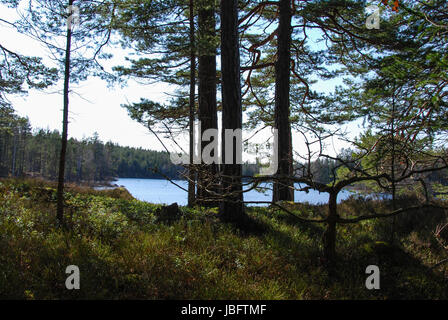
<box><xmin>188</xmin><ymin>0</ymin><xmax>196</xmax><ymax>207</ymax></box>
<box><xmin>19</xmin><ymin>128</ymin><xmax>26</xmax><ymax>176</ymax></box>
<box><xmin>56</xmin><ymin>0</ymin><xmax>74</xmax><ymax>226</ymax></box>
<box><xmin>220</xmin><ymin>0</ymin><xmax>245</xmax><ymax>223</ymax></box>
<box><xmin>197</xmin><ymin>0</ymin><xmax>218</xmax><ymax>206</ymax></box>
<box><xmin>77</xmin><ymin>154</ymin><xmax>82</xmax><ymax>182</ymax></box>
<box><xmin>323</xmin><ymin>191</ymin><xmax>338</xmax><ymax>268</ymax></box>
<box><xmin>273</xmin><ymin>0</ymin><xmax>294</xmax><ymax>203</ymax></box>
<box><xmin>11</xmin><ymin>128</ymin><xmax>17</xmax><ymax>176</ymax></box>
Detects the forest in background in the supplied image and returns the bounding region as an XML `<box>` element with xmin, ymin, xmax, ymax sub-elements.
<box><xmin>0</xmin><ymin>108</ymin><xmax>267</xmax><ymax>182</ymax></box>
<box><xmin>0</xmin><ymin>108</ymin><xmax>182</xmax><ymax>181</ymax></box>
<box><xmin>2</xmin><ymin>109</ymin><xmax>446</xmax><ymax>194</ymax></box>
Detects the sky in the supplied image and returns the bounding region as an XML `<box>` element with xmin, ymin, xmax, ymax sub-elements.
<box><xmin>1</xmin><ymin>3</ymin><xmax>171</xmax><ymax>150</ymax></box>
<box><xmin>1</xmin><ymin>2</ymin><xmax>359</xmax><ymax>161</ymax></box>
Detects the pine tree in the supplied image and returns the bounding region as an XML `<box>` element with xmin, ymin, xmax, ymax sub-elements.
<box><xmin>18</xmin><ymin>0</ymin><xmax>115</xmax><ymax>225</ymax></box>
<box><xmin>219</xmin><ymin>0</ymin><xmax>246</xmax><ymax>222</ymax></box>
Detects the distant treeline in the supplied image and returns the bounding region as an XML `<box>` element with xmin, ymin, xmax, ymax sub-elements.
<box><xmin>0</xmin><ymin>112</ymin><xmax>264</xmax><ymax>182</ymax></box>
<box><xmin>0</xmin><ymin>111</ymin><xmax>337</xmax><ymax>184</ymax></box>
<box><xmin>3</xmin><ymin>110</ymin><xmax>447</xmax><ymax>187</ymax></box>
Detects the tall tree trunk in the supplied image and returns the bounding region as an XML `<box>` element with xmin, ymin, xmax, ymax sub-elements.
<box><xmin>11</xmin><ymin>127</ymin><xmax>17</xmax><ymax>176</ymax></box>
<box><xmin>323</xmin><ymin>191</ymin><xmax>338</xmax><ymax>268</ymax></box>
<box><xmin>390</xmin><ymin>81</ymin><xmax>397</xmax><ymax>243</ymax></box>
<box><xmin>197</xmin><ymin>0</ymin><xmax>218</xmax><ymax>206</ymax></box>
<box><xmin>77</xmin><ymin>153</ymin><xmax>82</xmax><ymax>182</ymax></box>
<box><xmin>273</xmin><ymin>0</ymin><xmax>294</xmax><ymax>203</ymax></box>
<box><xmin>56</xmin><ymin>0</ymin><xmax>74</xmax><ymax>226</ymax></box>
<box><xmin>19</xmin><ymin>128</ymin><xmax>26</xmax><ymax>176</ymax></box>
<box><xmin>219</xmin><ymin>0</ymin><xmax>246</xmax><ymax>222</ymax></box>
<box><xmin>188</xmin><ymin>0</ymin><xmax>197</xmax><ymax>207</ymax></box>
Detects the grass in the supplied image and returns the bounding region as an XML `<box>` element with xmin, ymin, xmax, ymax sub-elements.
<box><xmin>0</xmin><ymin>178</ymin><xmax>447</xmax><ymax>299</ymax></box>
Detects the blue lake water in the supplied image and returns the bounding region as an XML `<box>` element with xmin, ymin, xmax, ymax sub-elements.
<box><xmin>113</xmin><ymin>178</ymin><xmax>356</xmax><ymax>206</ymax></box>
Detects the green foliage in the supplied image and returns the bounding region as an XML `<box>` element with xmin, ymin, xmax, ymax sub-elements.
<box><xmin>16</xmin><ymin>0</ymin><xmax>115</xmax><ymax>83</ymax></box>
<box><xmin>113</xmin><ymin>0</ymin><xmax>197</xmax><ymax>130</ymax></box>
<box><xmin>1</xmin><ymin>178</ymin><xmax>447</xmax><ymax>299</ymax></box>
<box><xmin>433</xmin><ymin>183</ymin><xmax>448</xmax><ymax>201</ymax></box>
<box><xmin>0</xmin><ymin>0</ymin><xmax>58</xmax><ymax>106</ymax></box>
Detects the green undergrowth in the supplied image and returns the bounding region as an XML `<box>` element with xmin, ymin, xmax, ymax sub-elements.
<box><xmin>0</xmin><ymin>178</ymin><xmax>447</xmax><ymax>299</ymax></box>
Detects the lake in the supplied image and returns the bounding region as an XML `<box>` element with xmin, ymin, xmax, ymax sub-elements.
<box><xmin>112</xmin><ymin>178</ymin><xmax>356</xmax><ymax>206</ymax></box>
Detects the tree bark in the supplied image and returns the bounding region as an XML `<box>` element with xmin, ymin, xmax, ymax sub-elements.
<box><xmin>273</xmin><ymin>0</ymin><xmax>294</xmax><ymax>203</ymax></box>
<box><xmin>323</xmin><ymin>191</ymin><xmax>338</xmax><ymax>268</ymax></box>
<box><xmin>11</xmin><ymin>127</ymin><xmax>17</xmax><ymax>176</ymax></box>
<box><xmin>188</xmin><ymin>0</ymin><xmax>196</xmax><ymax>207</ymax></box>
<box><xmin>219</xmin><ymin>0</ymin><xmax>245</xmax><ymax>222</ymax></box>
<box><xmin>390</xmin><ymin>81</ymin><xmax>397</xmax><ymax>243</ymax></box>
<box><xmin>56</xmin><ymin>0</ymin><xmax>74</xmax><ymax>226</ymax></box>
<box><xmin>197</xmin><ymin>0</ymin><xmax>218</xmax><ymax>206</ymax></box>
